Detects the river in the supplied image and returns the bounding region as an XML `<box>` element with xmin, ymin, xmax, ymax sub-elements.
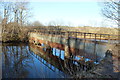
<box><xmin>1</xmin><ymin>41</ymin><xmax>119</xmax><ymax>78</ymax></box>
<box><xmin>1</xmin><ymin>43</ymin><xmax>71</xmax><ymax>78</ymax></box>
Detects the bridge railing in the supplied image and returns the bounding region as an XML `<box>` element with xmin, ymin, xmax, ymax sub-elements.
<box><xmin>30</xmin><ymin>29</ymin><xmax>120</xmax><ymax>41</ymax></box>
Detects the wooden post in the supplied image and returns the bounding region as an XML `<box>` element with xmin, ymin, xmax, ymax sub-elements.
<box><xmin>75</xmin><ymin>32</ymin><xmax>77</xmax><ymax>55</ymax></box>
<box><xmin>90</xmin><ymin>33</ymin><xmax>91</xmax><ymax>39</ymax></box>
<box><xmin>64</xmin><ymin>31</ymin><xmax>71</xmax><ymax>58</ymax></box>
<box><xmin>95</xmin><ymin>34</ymin><xmax>96</xmax><ymax>42</ymax></box>
<box><xmin>84</xmin><ymin>33</ymin><xmax>86</xmax><ymax>40</ymax></box>
<box><xmin>108</xmin><ymin>34</ymin><xmax>110</xmax><ymax>44</ymax></box>
<box><xmin>75</xmin><ymin>32</ymin><xmax>77</xmax><ymax>39</ymax></box>
<box><xmin>81</xmin><ymin>33</ymin><xmax>82</xmax><ymax>38</ymax></box>
<box><xmin>100</xmin><ymin>34</ymin><xmax>101</xmax><ymax>41</ymax></box>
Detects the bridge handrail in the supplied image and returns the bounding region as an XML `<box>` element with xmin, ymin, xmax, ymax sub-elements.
<box><xmin>30</xmin><ymin>29</ymin><xmax>120</xmax><ymax>37</ymax></box>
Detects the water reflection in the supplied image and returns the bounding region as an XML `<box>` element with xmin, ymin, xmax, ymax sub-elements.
<box><xmin>29</xmin><ymin>43</ymin><xmax>97</xmax><ymax>78</ymax></box>
<box><xmin>2</xmin><ymin>42</ymin><xmax>119</xmax><ymax>78</ymax></box>
<box><xmin>2</xmin><ymin>43</ymin><xmax>69</xmax><ymax>78</ymax></box>
<box><xmin>2</xmin><ymin>43</ymin><xmax>32</xmax><ymax>78</ymax></box>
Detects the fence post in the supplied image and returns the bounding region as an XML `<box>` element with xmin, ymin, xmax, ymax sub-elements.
<box><xmin>95</xmin><ymin>34</ymin><xmax>96</xmax><ymax>42</ymax></box>
<box><xmin>90</xmin><ymin>33</ymin><xmax>91</xmax><ymax>39</ymax></box>
<box><xmin>108</xmin><ymin>34</ymin><xmax>110</xmax><ymax>44</ymax></box>
<box><xmin>84</xmin><ymin>33</ymin><xmax>86</xmax><ymax>40</ymax></box>
<box><xmin>64</xmin><ymin>31</ymin><xmax>71</xmax><ymax>58</ymax></box>
<box><xmin>100</xmin><ymin>34</ymin><xmax>101</xmax><ymax>41</ymax></box>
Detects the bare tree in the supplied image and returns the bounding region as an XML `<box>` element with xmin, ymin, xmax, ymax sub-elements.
<box><xmin>0</xmin><ymin>1</ymin><xmax>31</xmax><ymax>26</ymax></box>
<box><xmin>11</xmin><ymin>2</ymin><xmax>31</xmax><ymax>26</ymax></box>
<box><xmin>101</xmin><ymin>0</ymin><xmax>120</xmax><ymax>27</ymax></box>
<box><xmin>0</xmin><ymin>16</ymin><xmax>2</xmax><ymax>24</ymax></box>
<box><xmin>101</xmin><ymin>0</ymin><xmax>120</xmax><ymax>42</ymax></box>
<box><xmin>16</xmin><ymin>2</ymin><xmax>31</xmax><ymax>26</ymax></box>
<box><xmin>0</xmin><ymin>2</ymin><xmax>13</xmax><ymax>33</ymax></box>
<box><xmin>101</xmin><ymin>0</ymin><xmax>119</xmax><ymax>22</ymax></box>
<box><xmin>1</xmin><ymin>2</ymin><xmax>12</xmax><ymax>22</ymax></box>
<box><xmin>0</xmin><ymin>1</ymin><xmax>32</xmax><ymax>42</ymax></box>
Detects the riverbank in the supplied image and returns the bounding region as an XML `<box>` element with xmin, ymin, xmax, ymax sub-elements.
<box><xmin>1</xmin><ymin>26</ymin><xmax>30</xmax><ymax>43</ymax></box>
<box><xmin>1</xmin><ymin>33</ymin><xmax>29</xmax><ymax>43</ymax></box>
<box><xmin>1</xmin><ymin>26</ymin><xmax>120</xmax><ymax>42</ymax></box>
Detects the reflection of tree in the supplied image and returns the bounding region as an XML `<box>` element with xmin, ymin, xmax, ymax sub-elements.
<box><xmin>2</xmin><ymin>44</ymin><xmax>33</xmax><ymax>78</ymax></box>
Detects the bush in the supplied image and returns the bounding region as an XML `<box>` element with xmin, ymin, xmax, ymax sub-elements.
<box><xmin>2</xmin><ymin>22</ymin><xmax>29</xmax><ymax>43</ymax></box>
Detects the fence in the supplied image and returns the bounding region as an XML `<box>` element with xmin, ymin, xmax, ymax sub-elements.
<box><xmin>30</xmin><ymin>29</ymin><xmax>120</xmax><ymax>41</ymax></box>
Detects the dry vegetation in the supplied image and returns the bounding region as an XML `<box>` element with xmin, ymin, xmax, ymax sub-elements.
<box><xmin>33</xmin><ymin>26</ymin><xmax>119</xmax><ymax>35</ymax></box>
<box><xmin>62</xmin><ymin>26</ymin><xmax>119</xmax><ymax>35</ymax></box>
<box><xmin>1</xmin><ymin>23</ymin><xmax>30</xmax><ymax>42</ymax></box>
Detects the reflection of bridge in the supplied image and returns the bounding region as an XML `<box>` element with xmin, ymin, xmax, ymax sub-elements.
<box><xmin>29</xmin><ymin>44</ymin><xmax>65</xmax><ymax>71</ymax></box>
<box><xmin>28</xmin><ymin>30</ymin><xmax>119</xmax><ymax>59</ymax></box>
<box><xmin>29</xmin><ymin>44</ymin><xmax>81</xmax><ymax>76</ymax></box>
<box><xmin>28</xmin><ymin>29</ymin><xmax>120</xmax><ymax>73</ymax></box>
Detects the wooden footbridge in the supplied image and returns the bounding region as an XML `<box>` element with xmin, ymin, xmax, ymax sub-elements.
<box><xmin>30</xmin><ymin>28</ymin><xmax>120</xmax><ymax>41</ymax></box>
<box><xmin>28</xmin><ymin>28</ymin><xmax>120</xmax><ymax>59</ymax></box>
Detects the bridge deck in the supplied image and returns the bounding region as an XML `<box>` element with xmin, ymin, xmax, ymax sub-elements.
<box><xmin>31</xmin><ymin>29</ymin><xmax>120</xmax><ymax>41</ymax></box>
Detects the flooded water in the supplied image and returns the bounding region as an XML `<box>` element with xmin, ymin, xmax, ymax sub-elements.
<box><xmin>1</xmin><ymin>40</ymin><xmax>117</xmax><ymax>78</ymax></box>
